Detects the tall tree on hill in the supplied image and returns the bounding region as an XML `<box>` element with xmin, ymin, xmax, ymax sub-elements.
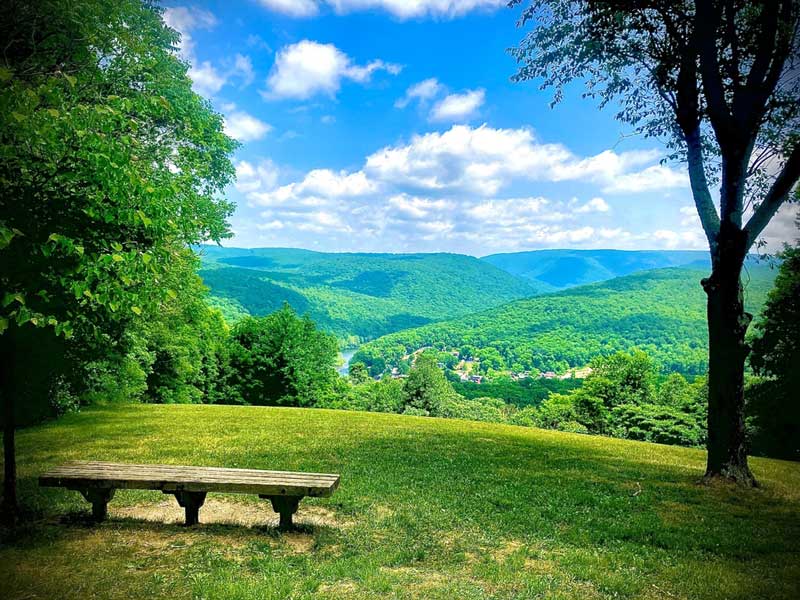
<box><xmin>0</xmin><ymin>0</ymin><xmax>236</xmax><ymax>520</ymax></box>
<box><xmin>510</xmin><ymin>0</ymin><xmax>800</xmax><ymax>484</ymax></box>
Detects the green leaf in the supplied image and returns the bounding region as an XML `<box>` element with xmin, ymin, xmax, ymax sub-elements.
<box><xmin>47</xmin><ymin>108</ymin><xmax>60</xmax><ymax>118</ymax></box>
<box><xmin>64</xmin><ymin>73</ymin><xmax>76</xmax><ymax>87</ymax></box>
<box><xmin>131</xmin><ymin>306</ymin><xmax>142</xmax><ymax>316</ymax></box>
<box><xmin>112</xmin><ymin>253</ymin><xmax>123</xmax><ymax>262</ymax></box>
<box><xmin>0</xmin><ymin>67</ymin><xmax>12</xmax><ymax>81</ymax></box>
<box><xmin>11</xmin><ymin>112</ymin><xmax>25</xmax><ymax>122</ymax></box>
<box><xmin>166</xmin><ymin>289</ymin><xmax>177</xmax><ymax>299</ymax></box>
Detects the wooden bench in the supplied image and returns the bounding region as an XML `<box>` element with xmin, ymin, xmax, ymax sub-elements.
<box><xmin>40</xmin><ymin>461</ymin><xmax>340</xmax><ymax>529</ymax></box>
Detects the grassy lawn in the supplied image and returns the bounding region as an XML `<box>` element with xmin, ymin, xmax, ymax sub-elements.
<box><xmin>2</xmin><ymin>403</ymin><xmax>799</xmax><ymax>599</ymax></box>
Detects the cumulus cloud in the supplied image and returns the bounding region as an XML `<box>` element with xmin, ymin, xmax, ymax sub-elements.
<box><xmin>235</xmin><ymin>160</ymin><xmax>280</xmax><ymax>194</ymax></box>
<box><xmin>264</xmin><ymin>40</ymin><xmax>401</xmax><ymax>100</ymax></box>
<box><xmin>256</xmin><ymin>0</ymin><xmax>319</xmax><ymax>17</ymax></box>
<box><xmin>429</xmin><ymin>89</ymin><xmax>485</xmax><ymax>122</ymax></box>
<box><xmin>234</xmin><ymin>124</ymin><xmax>696</xmax><ymax>252</ymax></box>
<box><xmin>255</xmin><ymin>0</ymin><xmax>505</xmax><ymax>19</ymax></box>
<box><xmin>395</xmin><ymin>78</ymin><xmax>443</xmax><ymax>108</ymax></box>
<box><xmin>364</xmin><ymin>125</ymin><xmax>685</xmax><ymax>196</ymax></box>
<box><xmin>163</xmin><ymin>7</ymin><xmax>255</xmax><ymax>98</ymax></box>
<box><xmin>163</xmin><ymin>7</ymin><xmax>217</xmax><ymax>58</ymax></box>
<box><xmin>574</xmin><ymin>197</ymin><xmax>610</xmax><ymax>213</ymax></box>
<box><xmin>224</xmin><ymin>111</ymin><xmax>273</xmax><ymax>142</ymax></box>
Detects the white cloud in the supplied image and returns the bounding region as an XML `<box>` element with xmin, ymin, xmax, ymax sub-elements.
<box><xmin>163</xmin><ymin>7</ymin><xmax>217</xmax><ymax>58</ymax></box>
<box><xmin>188</xmin><ymin>61</ymin><xmax>227</xmax><ymax>96</ymax></box>
<box><xmin>233</xmin><ymin>54</ymin><xmax>255</xmax><ymax>87</ymax></box>
<box><xmin>162</xmin><ymin>7</ymin><xmax>255</xmax><ymax>98</ymax></box>
<box><xmin>256</xmin><ymin>0</ymin><xmax>506</xmax><ymax>19</ymax></box>
<box><xmin>575</xmin><ymin>197</ymin><xmax>610</xmax><ymax>213</ymax></box>
<box><xmin>248</xmin><ymin>168</ymin><xmax>377</xmax><ymax>207</ymax></box>
<box><xmin>264</xmin><ymin>40</ymin><xmax>401</xmax><ymax>100</ymax></box>
<box><xmin>679</xmin><ymin>205</ymin><xmax>701</xmax><ymax>227</ymax></box>
<box><xmin>235</xmin><ymin>160</ymin><xmax>280</xmax><ymax>193</ymax></box>
<box><xmin>395</xmin><ymin>78</ymin><xmax>443</xmax><ymax>108</ymax></box>
<box><xmin>603</xmin><ymin>164</ymin><xmax>688</xmax><ymax>193</ymax></box>
<box><xmin>364</xmin><ymin>124</ymin><xmax>686</xmax><ymax>196</ymax></box>
<box><xmin>256</xmin><ymin>0</ymin><xmax>319</xmax><ymax>17</ymax></box>
<box><xmin>224</xmin><ymin>111</ymin><xmax>273</xmax><ymax>142</ymax></box>
<box><xmin>232</xmin><ymin>124</ymin><xmax>695</xmax><ymax>252</ymax></box>
<box><xmin>321</xmin><ymin>114</ymin><xmax>336</xmax><ymax>124</ymax></box>
<box><xmin>429</xmin><ymin>89</ymin><xmax>485</xmax><ymax>122</ymax></box>
<box><xmin>651</xmin><ymin>229</ymin><xmax>706</xmax><ymax>250</ymax></box>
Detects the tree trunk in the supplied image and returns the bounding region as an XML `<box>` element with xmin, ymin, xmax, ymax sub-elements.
<box><xmin>1</xmin><ymin>331</ymin><xmax>17</xmax><ymax>522</ymax></box>
<box><xmin>702</xmin><ymin>241</ymin><xmax>756</xmax><ymax>486</ymax></box>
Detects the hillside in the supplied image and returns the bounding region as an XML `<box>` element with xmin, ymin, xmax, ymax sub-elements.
<box><xmin>4</xmin><ymin>403</ymin><xmax>799</xmax><ymax>599</ymax></box>
<box><xmin>354</xmin><ymin>263</ymin><xmax>778</xmax><ymax>376</ymax></box>
<box><xmin>482</xmin><ymin>249</ymin><xmax>711</xmax><ymax>291</ymax></box>
<box><xmin>197</xmin><ymin>246</ymin><xmax>541</xmax><ymax>343</ymax></box>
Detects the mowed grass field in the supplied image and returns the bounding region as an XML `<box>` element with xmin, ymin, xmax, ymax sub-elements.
<box><xmin>1</xmin><ymin>403</ymin><xmax>799</xmax><ymax>600</ymax></box>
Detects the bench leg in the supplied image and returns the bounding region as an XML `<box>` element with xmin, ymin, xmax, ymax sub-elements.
<box><xmin>260</xmin><ymin>495</ymin><xmax>302</xmax><ymax>530</ymax></box>
<box><xmin>171</xmin><ymin>491</ymin><xmax>207</xmax><ymax>526</ymax></box>
<box><xmin>79</xmin><ymin>488</ymin><xmax>115</xmax><ymax>522</ymax></box>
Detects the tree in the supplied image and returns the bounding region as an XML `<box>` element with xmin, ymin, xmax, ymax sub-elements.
<box><xmin>348</xmin><ymin>362</ymin><xmax>371</xmax><ymax>385</ymax></box>
<box><xmin>510</xmin><ymin>0</ymin><xmax>800</xmax><ymax>484</ymax></box>
<box><xmin>403</xmin><ymin>352</ymin><xmax>459</xmax><ymax>415</ymax></box>
<box><xmin>226</xmin><ymin>306</ymin><xmax>339</xmax><ymax>407</ymax></box>
<box><xmin>747</xmin><ymin>244</ymin><xmax>800</xmax><ymax>460</ymax></box>
<box><xmin>0</xmin><ymin>0</ymin><xmax>236</xmax><ymax>519</ymax></box>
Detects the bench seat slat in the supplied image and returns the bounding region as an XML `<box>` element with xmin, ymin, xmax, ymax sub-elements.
<box><xmin>39</xmin><ymin>461</ymin><xmax>340</xmax><ymax>497</ymax></box>
<box><xmin>41</xmin><ymin>467</ymin><xmax>337</xmax><ymax>485</ymax></box>
<box><xmin>49</xmin><ymin>461</ymin><xmax>340</xmax><ymax>480</ymax></box>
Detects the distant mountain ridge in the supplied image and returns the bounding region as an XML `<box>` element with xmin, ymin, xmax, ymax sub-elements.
<box><xmin>481</xmin><ymin>249</ymin><xmax>711</xmax><ymax>291</ymax></box>
<box><xmin>196</xmin><ymin>246</ymin><xmax>541</xmax><ymax>344</ymax></box>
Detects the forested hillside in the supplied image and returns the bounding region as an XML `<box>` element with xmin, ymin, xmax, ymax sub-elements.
<box><xmin>353</xmin><ymin>264</ymin><xmax>778</xmax><ymax>376</ymax></box>
<box><xmin>482</xmin><ymin>249</ymin><xmax>710</xmax><ymax>291</ymax></box>
<box><xmin>197</xmin><ymin>246</ymin><xmax>540</xmax><ymax>344</ymax></box>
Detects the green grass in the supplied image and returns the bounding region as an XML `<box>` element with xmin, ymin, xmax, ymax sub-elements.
<box><xmin>2</xmin><ymin>403</ymin><xmax>799</xmax><ymax>599</ymax></box>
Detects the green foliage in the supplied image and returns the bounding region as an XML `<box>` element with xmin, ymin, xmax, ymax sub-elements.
<box><xmin>747</xmin><ymin>246</ymin><xmax>800</xmax><ymax>460</ymax></box>
<box><xmin>0</xmin><ymin>0</ymin><xmax>235</xmax><ymax>342</ymax></box>
<box><xmin>355</xmin><ymin>266</ymin><xmax>776</xmax><ymax>377</ymax></box>
<box><xmin>451</xmin><ymin>375</ymin><xmax>580</xmax><ymax>408</ymax></box>
<box><xmin>402</xmin><ymin>352</ymin><xmax>460</xmax><ymax>416</ymax></box>
<box><xmin>530</xmin><ymin>351</ymin><xmax>707</xmax><ymax>447</ymax></box>
<box><xmin>348</xmin><ymin>362</ymin><xmax>371</xmax><ymax>385</ymax></box>
<box><xmin>197</xmin><ymin>247</ymin><xmax>539</xmax><ymax>342</ymax></box>
<box><xmin>437</xmin><ymin>396</ymin><xmax>508</xmax><ymax>423</ymax></box>
<box><xmin>226</xmin><ymin>305</ymin><xmax>339</xmax><ymax>407</ymax></box>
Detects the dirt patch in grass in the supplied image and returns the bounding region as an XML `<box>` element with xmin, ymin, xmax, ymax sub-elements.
<box><xmin>317</xmin><ymin>580</ymin><xmax>359</xmax><ymax>595</ymax></box>
<box><xmin>381</xmin><ymin>566</ymin><xmax>448</xmax><ymax>591</ymax></box>
<box><xmin>111</xmin><ymin>498</ymin><xmax>350</xmax><ymax>530</ymax></box>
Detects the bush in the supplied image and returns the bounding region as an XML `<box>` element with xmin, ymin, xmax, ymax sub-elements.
<box><xmin>436</xmin><ymin>396</ymin><xmax>507</xmax><ymax>423</ymax></box>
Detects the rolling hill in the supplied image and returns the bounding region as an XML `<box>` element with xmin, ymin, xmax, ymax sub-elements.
<box><xmin>481</xmin><ymin>249</ymin><xmax>711</xmax><ymax>291</ymax></box>
<box><xmin>196</xmin><ymin>246</ymin><xmax>541</xmax><ymax>343</ymax></box>
<box><xmin>353</xmin><ymin>262</ymin><xmax>778</xmax><ymax>376</ymax></box>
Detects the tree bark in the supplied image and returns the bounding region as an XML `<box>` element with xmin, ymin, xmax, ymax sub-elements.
<box><xmin>1</xmin><ymin>329</ymin><xmax>17</xmax><ymax>522</ymax></box>
<box><xmin>702</xmin><ymin>233</ymin><xmax>756</xmax><ymax>486</ymax></box>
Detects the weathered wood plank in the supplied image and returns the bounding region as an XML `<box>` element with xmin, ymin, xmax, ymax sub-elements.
<box><xmin>40</xmin><ymin>461</ymin><xmax>340</xmax><ymax>497</ymax></box>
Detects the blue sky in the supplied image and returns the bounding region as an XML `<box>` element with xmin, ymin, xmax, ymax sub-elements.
<box><xmin>162</xmin><ymin>0</ymin><xmax>796</xmax><ymax>255</ymax></box>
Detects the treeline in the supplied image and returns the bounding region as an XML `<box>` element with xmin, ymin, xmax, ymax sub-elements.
<box><xmin>352</xmin><ymin>266</ymin><xmax>777</xmax><ymax>377</ymax></box>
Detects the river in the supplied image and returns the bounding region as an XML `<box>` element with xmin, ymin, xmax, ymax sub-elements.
<box><xmin>337</xmin><ymin>349</ymin><xmax>357</xmax><ymax>376</ymax></box>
